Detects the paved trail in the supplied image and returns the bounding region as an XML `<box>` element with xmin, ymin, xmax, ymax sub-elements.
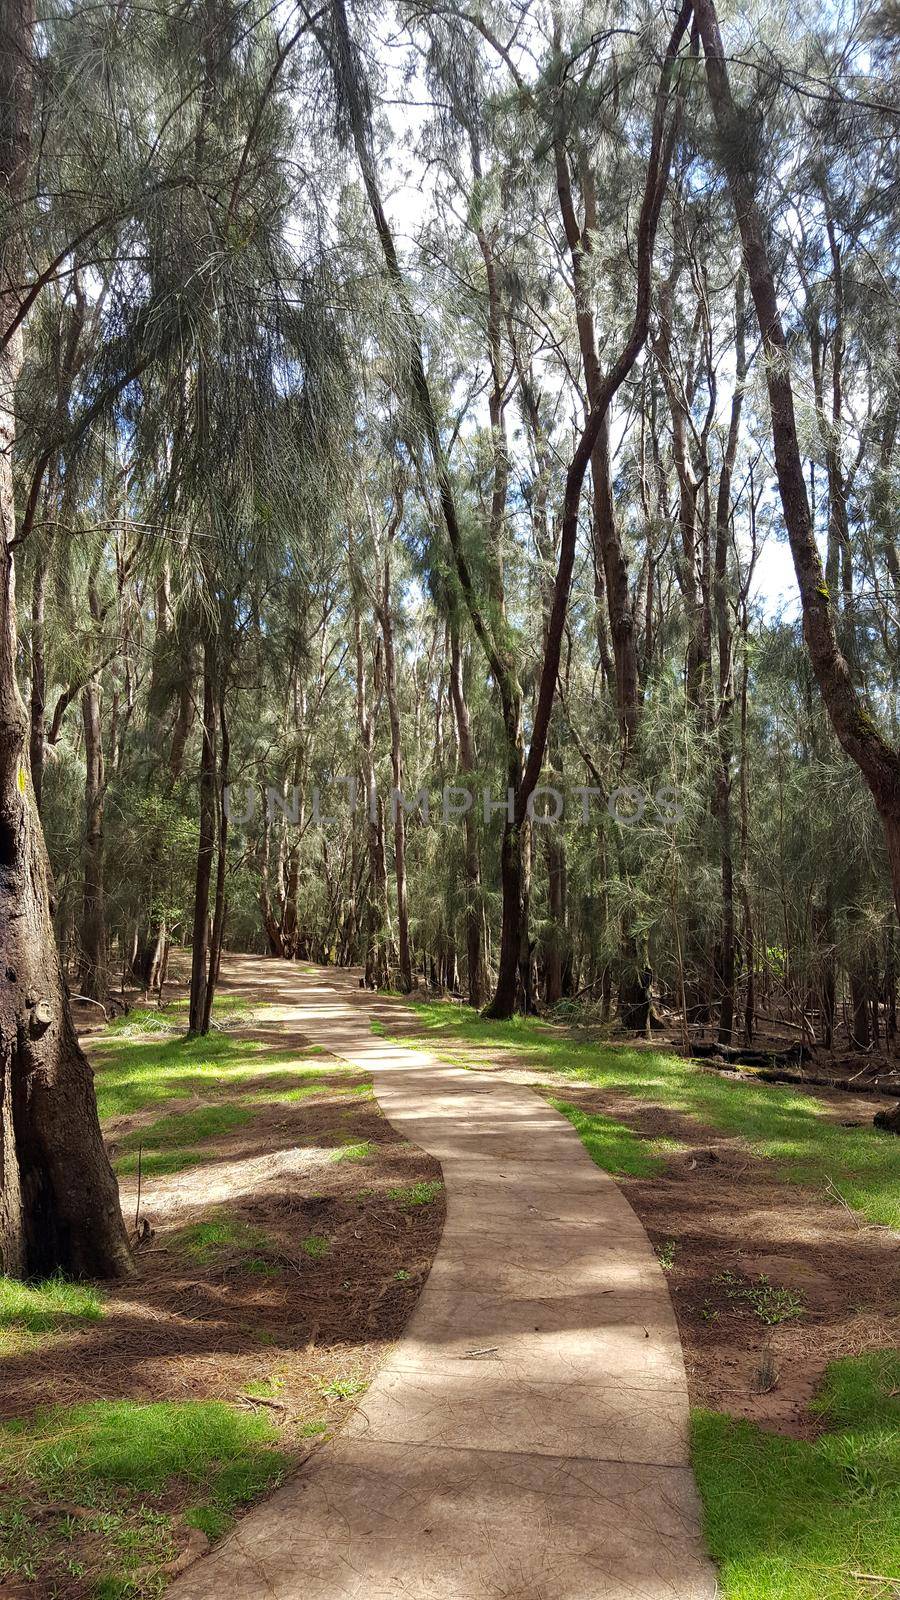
<box><xmin>171</xmin><ymin>956</ymin><xmax>718</xmax><ymax>1600</ymax></box>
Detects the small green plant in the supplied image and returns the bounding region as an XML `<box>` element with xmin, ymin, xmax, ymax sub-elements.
<box><xmin>317</xmin><ymin>1376</ymin><xmax>367</xmax><ymax>1400</ymax></box>
<box><xmin>394</xmin><ymin>1269</ymin><xmax>411</xmax><ymax>1282</ymax></box>
<box><xmin>388</xmin><ymin>1180</ymin><xmax>443</xmax><ymax>1207</ymax></box>
<box><xmin>300</xmin><ymin>1235</ymin><xmax>329</xmax><ymax>1260</ymax></box>
<box><xmin>717</xmin><ymin>1271</ymin><xmax>804</xmax><ymax>1326</ymax></box>
<box><xmin>656</xmin><ymin>1239</ymin><xmax>677</xmax><ymax>1270</ymax></box>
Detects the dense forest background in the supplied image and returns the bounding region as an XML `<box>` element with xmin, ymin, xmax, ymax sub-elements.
<box><xmin>5</xmin><ymin>0</ymin><xmax>900</xmax><ymax>1071</ymax></box>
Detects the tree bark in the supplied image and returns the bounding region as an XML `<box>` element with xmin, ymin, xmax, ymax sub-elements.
<box><xmin>0</xmin><ymin>0</ymin><xmax>130</xmax><ymax>1279</ymax></box>
<box><xmin>713</xmin><ymin>278</ymin><xmax>746</xmax><ymax>1044</ymax></box>
<box><xmin>29</xmin><ymin>545</ymin><xmax>49</xmax><ymax>812</ymax></box>
<box><xmin>79</xmin><ymin>675</ymin><xmax>108</xmax><ymax>1000</ymax></box>
<box><xmin>448</xmin><ymin>614</ymin><xmax>484</xmax><ymax>1007</ymax></box>
<box><xmin>188</xmin><ymin>644</ymin><xmax>216</xmax><ymax>1034</ymax></box>
<box><xmin>378</xmin><ymin>531</ymin><xmax>413</xmax><ymax>991</ymax></box>
<box><xmin>201</xmin><ymin>691</ymin><xmax>229</xmax><ymax>1032</ymax></box>
<box><xmin>351</xmin><ymin>569</ymin><xmax>389</xmax><ymax>988</ymax></box>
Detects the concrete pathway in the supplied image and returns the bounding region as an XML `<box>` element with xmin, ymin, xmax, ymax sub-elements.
<box><xmin>171</xmin><ymin>957</ymin><xmax>718</xmax><ymax>1600</ymax></box>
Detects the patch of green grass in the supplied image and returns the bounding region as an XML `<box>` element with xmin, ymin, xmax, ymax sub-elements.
<box><xmin>388</xmin><ymin>1180</ymin><xmax>444</xmax><ymax>1207</ymax></box>
<box><xmin>692</xmin><ymin>1350</ymin><xmax>900</xmax><ymax>1599</ymax></box>
<box><xmin>91</xmin><ymin>1030</ymin><xmax>269</xmax><ymax>1120</ymax></box>
<box><xmin>114</xmin><ymin>1148</ymin><xmax>208</xmax><ymax>1178</ymax></box>
<box><xmin>174</xmin><ymin>1216</ymin><xmax>274</xmax><ymax>1268</ymax></box>
<box><xmin>553</xmin><ymin>1101</ymin><xmax>671</xmax><ymax>1177</ymax></box>
<box><xmin>113</xmin><ymin>1102</ymin><xmax>256</xmax><ymax>1177</ymax></box>
<box><xmin>299</xmin><ymin>1419</ymin><xmax>328</xmax><ymax>1437</ymax></box>
<box><xmin>717</xmin><ymin>1270</ymin><xmax>805</xmax><ymax>1326</ymax></box>
<box><xmin>0</xmin><ymin>1274</ymin><xmax>103</xmax><ymax>1335</ymax></box>
<box><xmin>91</xmin><ymin>1018</ymin><xmax>334</xmax><ymax>1124</ymax></box>
<box><xmin>370</xmin><ymin>1018</ymin><xmax>386</xmax><ymax>1035</ymax></box>
<box><xmin>300</xmin><ymin>1234</ymin><xmax>329</xmax><ymax>1260</ymax></box>
<box><xmin>0</xmin><ymin>1400</ymin><xmax>289</xmax><ymax>1592</ymax></box>
<box><xmin>656</xmin><ymin>1239</ymin><xmax>677</xmax><ymax>1270</ymax></box>
<box><xmin>391</xmin><ymin>1000</ymin><xmax>900</xmax><ymax>1227</ymax></box>
<box><xmin>330</xmin><ymin>1140</ymin><xmax>374</xmax><ymax>1163</ymax></box>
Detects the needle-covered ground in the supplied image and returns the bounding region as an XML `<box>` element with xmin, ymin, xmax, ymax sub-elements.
<box><xmin>0</xmin><ymin>996</ymin><xmax>444</xmax><ymax>1600</ymax></box>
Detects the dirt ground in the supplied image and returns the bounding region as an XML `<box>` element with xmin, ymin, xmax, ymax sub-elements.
<box><xmin>0</xmin><ymin>1086</ymin><xmax>444</xmax><ymax>1425</ymax></box>
<box><xmin>12</xmin><ymin>970</ymin><xmax>895</xmax><ymax>1588</ymax></box>
<box><xmin>545</xmin><ymin>1084</ymin><xmax>899</xmax><ymax>1435</ymax></box>
<box><xmin>372</xmin><ymin>994</ymin><xmax>900</xmax><ymax>1440</ymax></box>
<box><xmin>0</xmin><ymin>1001</ymin><xmax>444</xmax><ymax>1598</ymax></box>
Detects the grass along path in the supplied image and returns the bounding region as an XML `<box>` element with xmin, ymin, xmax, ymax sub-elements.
<box><xmin>377</xmin><ymin>993</ymin><xmax>900</xmax><ymax>1600</ymax></box>
<box><xmin>0</xmin><ymin>995</ymin><xmax>445</xmax><ymax>1600</ymax></box>
<box><xmin>382</xmin><ymin>1000</ymin><xmax>900</xmax><ymax>1228</ymax></box>
<box><xmin>693</xmin><ymin>1351</ymin><xmax>900</xmax><ymax>1600</ymax></box>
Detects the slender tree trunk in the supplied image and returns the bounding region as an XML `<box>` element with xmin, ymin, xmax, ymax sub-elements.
<box><xmin>201</xmin><ymin>693</ymin><xmax>229</xmax><ymax>1032</ymax></box>
<box><xmin>379</xmin><ymin>539</ymin><xmax>412</xmax><ymax>991</ymax></box>
<box><xmin>713</xmin><ymin>279</ymin><xmax>746</xmax><ymax>1044</ymax></box>
<box><xmin>257</xmin><ymin>799</ymin><xmax>285</xmax><ymax>956</ymax></box>
<box><xmin>188</xmin><ymin>645</ymin><xmax>216</xmax><ymax>1035</ymax></box>
<box><xmin>696</xmin><ymin>0</ymin><xmax>900</xmax><ymax>921</ymax></box>
<box><xmin>79</xmin><ymin>676</ymin><xmax>108</xmax><ymax>1000</ymax></box>
<box><xmin>738</xmin><ymin>610</ymin><xmax>755</xmax><ymax>1043</ymax></box>
<box><xmin>0</xmin><ymin>0</ymin><xmax>130</xmax><ymax>1279</ymax></box>
<box><xmin>448</xmin><ymin>616</ymin><xmax>484</xmax><ymax>1007</ymax></box>
<box><xmin>351</xmin><ymin>576</ymin><xmax>389</xmax><ymax>988</ymax></box>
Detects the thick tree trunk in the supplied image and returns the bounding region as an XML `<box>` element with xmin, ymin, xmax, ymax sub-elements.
<box><xmin>0</xmin><ymin>0</ymin><xmax>130</xmax><ymax>1280</ymax></box>
<box><xmin>29</xmin><ymin>546</ymin><xmax>48</xmax><ymax>813</ymax></box>
<box><xmin>491</xmin><ymin>818</ymin><xmax>526</xmax><ymax>1018</ymax></box>
<box><xmin>850</xmin><ymin>970</ymin><xmax>872</xmax><ymax>1052</ymax></box>
<box><xmin>1</xmin><ymin>562</ymin><xmax>132</xmax><ymax>1277</ymax></box>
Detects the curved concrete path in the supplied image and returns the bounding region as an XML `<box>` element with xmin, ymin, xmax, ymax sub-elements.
<box><xmin>171</xmin><ymin>956</ymin><xmax>717</xmax><ymax>1600</ymax></box>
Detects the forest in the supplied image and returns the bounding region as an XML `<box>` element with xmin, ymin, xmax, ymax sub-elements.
<box><xmin>1</xmin><ymin>0</ymin><xmax>899</xmax><ymax>1597</ymax></box>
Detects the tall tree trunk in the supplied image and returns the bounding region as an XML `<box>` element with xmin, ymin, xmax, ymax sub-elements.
<box><xmin>0</xmin><ymin>0</ymin><xmax>130</xmax><ymax>1279</ymax></box>
<box><xmin>379</xmin><ymin>536</ymin><xmax>412</xmax><ymax>991</ymax></box>
<box><xmin>351</xmin><ymin>575</ymin><xmax>389</xmax><ymax>988</ymax></box>
<box><xmin>79</xmin><ymin>676</ymin><xmax>108</xmax><ymax>1000</ymax></box>
<box><xmin>201</xmin><ymin>692</ymin><xmax>229</xmax><ymax>1032</ymax></box>
<box><xmin>696</xmin><ymin>0</ymin><xmax>900</xmax><ymax>921</ymax></box>
<box><xmin>713</xmin><ymin>278</ymin><xmax>746</xmax><ymax>1044</ymax></box>
<box><xmin>448</xmin><ymin>615</ymin><xmax>484</xmax><ymax>1007</ymax></box>
<box><xmin>29</xmin><ymin>544</ymin><xmax>49</xmax><ymax>812</ymax></box>
<box><xmin>188</xmin><ymin>645</ymin><xmax>216</xmax><ymax>1035</ymax></box>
